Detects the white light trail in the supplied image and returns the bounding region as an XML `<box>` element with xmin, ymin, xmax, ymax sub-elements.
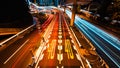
<box><xmin>4</xmin><ymin>39</ymin><xmax>29</xmax><ymax>64</ymax></box>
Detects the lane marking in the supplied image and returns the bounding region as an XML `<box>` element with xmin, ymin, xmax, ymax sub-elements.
<box><xmin>65</xmin><ymin>39</ymin><xmax>74</xmax><ymax>59</ymax></box>
<box><xmin>58</xmin><ymin>45</ymin><xmax>62</xmax><ymax>53</ymax></box>
<box><xmin>48</xmin><ymin>40</ymin><xmax>56</xmax><ymax>59</ymax></box>
<box><xmin>57</xmin><ymin>53</ymin><xmax>63</xmax><ymax>64</ymax></box>
<box><xmin>58</xmin><ymin>36</ymin><xmax>62</xmax><ymax>39</ymax></box>
<box><xmin>86</xmin><ymin>59</ymin><xmax>92</xmax><ymax>68</ymax></box>
<box><xmin>61</xmin><ymin>66</ymin><xmax>64</xmax><ymax>68</ymax></box>
<box><xmin>58</xmin><ymin>32</ymin><xmax>62</xmax><ymax>35</ymax></box>
<box><xmin>58</xmin><ymin>39</ymin><xmax>62</xmax><ymax>44</ymax></box>
<box><xmin>58</xmin><ymin>45</ymin><xmax>62</xmax><ymax>51</ymax></box>
<box><xmin>4</xmin><ymin>39</ymin><xmax>29</xmax><ymax>64</ymax></box>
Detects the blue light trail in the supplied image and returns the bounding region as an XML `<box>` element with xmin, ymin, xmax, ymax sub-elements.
<box><xmin>65</xmin><ymin>9</ymin><xmax>120</xmax><ymax>67</ymax></box>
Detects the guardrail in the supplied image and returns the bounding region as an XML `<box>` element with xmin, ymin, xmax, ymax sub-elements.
<box><xmin>0</xmin><ymin>24</ymin><xmax>35</xmax><ymax>47</ymax></box>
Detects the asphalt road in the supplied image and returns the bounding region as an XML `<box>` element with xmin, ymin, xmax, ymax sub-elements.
<box><xmin>0</xmin><ymin>14</ymin><xmax>54</xmax><ymax>68</ymax></box>
<box><xmin>37</xmin><ymin>11</ymin><xmax>82</xmax><ymax>68</ymax></box>
<box><xmin>0</xmin><ymin>9</ymin><xmax>111</xmax><ymax>68</ymax></box>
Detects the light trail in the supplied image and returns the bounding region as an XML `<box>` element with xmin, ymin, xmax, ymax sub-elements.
<box><xmin>66</xmin><ymin>10</ymin><xmax>120</xmax><ymax>50</ymax></box>
<box><xmin>4</xmin><ymin>39</ymin><xmax>29</xmax><ymax>64</ymax></box>
<box><xmin>65</xmin><ymin>10</ymin><xmax>120</xmax><ymax>67</ymax></box>
<box><xmin>35</xmin><ymin>42</ymin><xmax>46</xmax><ymax>62</ymax></box>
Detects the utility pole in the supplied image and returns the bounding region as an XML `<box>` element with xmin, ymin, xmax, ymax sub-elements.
<box><xmin>70</xmin><ymin>0</ymin><xmax>77</xmax><ymax>26</ymax></box>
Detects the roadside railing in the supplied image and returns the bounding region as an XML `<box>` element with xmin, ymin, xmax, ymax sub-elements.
<box><xmin>0</xmin><ymin>24</ymin><xmax>35</xmax><ymax>51</ymax></box>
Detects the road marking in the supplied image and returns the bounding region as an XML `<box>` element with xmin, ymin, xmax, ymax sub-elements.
<box><xmin>73</xmin><ymin>45</ymin><xmax>77</xmax><ymax>51</ymax></box>
<box><xmin>56</xmin><ymin>66</ymin><xmax>59</xmax><ymax>68</ymax></box>
<box><xmin>70</xmin><ymin>36</ymin><xmax>72</xmax><ymax>38</ymax></box>
<box><xmin>58</xmin><ymin>35</ymin><xmax>62</xmax><ymax>39</ymax></box>
<box><xmin>86</xmin><ymin>59</ymin><xmax>92</xmax><ymax>68</ymax></box>
<box><xmin>59</xmin><ymin>28</ymin><xmax>62</xmax><ymax>30</ymax></box>
<box><xmin>65</xmin><ymin>39</ymin><xmax>74</xmax><ymax>59</ymax></box>
<box><xmin>58</xmin><ymin>32</ymin><xmax>62</xmax><ymax>35</ymax></box>
<box><xmin>35</xmin><ymin>43</ymin><xmax>46</xmax><ymax>61</ymax></box>
<box><xmin>70</xmin><ymin>27</ymin><xmax>82</xmax><ymax>47</ymax></box>
<box><xmin>46</xmin><ymin>39</ymin><xmax>49</xmax><ymax>43</ymax></box>
<box><xmin>61</xmin><ymin>66</ymin><xmax>64</xmax><ymax>68</ymax></box>
<box><xmin>58</xmin><ymin>45</ymin><xmax>62</xmax><ymax>51</ymax></box>
<box><xmin>58</xmin><ymin>45</ymin><xmax>62</xmax><ymax>53</ymax></box>
<box><xmin>58</xmin><ymin>39</ymin><xmax>62</xmax><ymax>44</ymax></box>
<box><xmin>39</xmin><ymin>54</ymin><xmax>44</xmax><ymax>61</ymax></box>
<box><xmin>71</xmin><ymin>39</ymin><xmax>74</xmax><ymax>44</ymax></box>
<box><xmin>59</xmin><ymin>30</ymin><xmax>62</xmax><ymax>32</ymax></box>
<box><xmin>76</xmin><ymin>54</ymin><xmax>82</xmax><ymax>62</ymax></box>
<box><xmin>48</xmin><ymin>40</ymin><xmax>56</xmax><ymax>59</ymax></box>
<box><xmin>48</xmin><ymin>35</ymin><xmax>51</xmax><ymax>38</ymax></box>
<box><xmin>4</xmin><ymin>39</ymin><xmax>29</xmax><ymax>64</ymax></box>
<box><xmin>57</xmin><ymin>53</ymin><xmax>63</xmax><ymax>64</ymax></box>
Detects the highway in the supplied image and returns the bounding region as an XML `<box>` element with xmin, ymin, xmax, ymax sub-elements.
<box><xmin>37</xmin><ymin>11</ymin><xmax>82</xmax><ymax>68</ymax></box>
<box><xmin>0</xmin><ymin>9</ymin><xmax>109</xmax><ymax>68</ymax></box>
<box><xmin>65</xmin><ymin>9</ymin><xmax>120</xmax><ymax>67</ymax></box>
<box><xmin>0</xmin><ymin>14</ymin><xmax>54</xmax><ymax>68</ymax></box>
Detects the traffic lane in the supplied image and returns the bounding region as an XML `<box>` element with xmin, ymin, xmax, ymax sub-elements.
<box><xmin>65</xmin><ymin>10</ymin><xmax>108</xmax><ymax>67</ymax></box>
<box><xmin>61</xmin><ymin>39</ymin><xmax>82</xmax><ymax>67</ymax></box>
<box><xmin>0</xmin><ymin>15</ymin><xmax>53</xmax><ymax>67</ymax></box>
<box><xmin>0</xmin><ymin>14</ymin><xmax>53</xmax><ymax>61</ymax></box>
<box><xmin>38</xmin><ymin>12</ymin><xmax>82</xmax><ymax>67</ymax></box>
<box><xmin>91</xmin><ymin>32</ymin><xmax>120</xmax><ymax>66</ymax></box>
<box><xmin>1</xmin><ymin>29</ymin><xmax>43</xmax><ymax>68</ymax></box>
<box><xmin>75</xmin><ymin>15</ymin><xmax>120</xmax><ymax>51</ymax></box>
<box><xmin>38</xmin><ymin>41</ymin><xmax>58</xmax><ymax>68</ymax></box>
<box><xmin>63</xmin><ymin>12</ymin><xmax>100</xmax><ymax>67</ymax></box>
<box><xmin>0</xmin><ymin>14</ymin><xmax>54</xmax><ymax>68</ymax></box>
<box><xmin>38</xmin><ymin>13</ymin><xmax>59</xmax><ymax>68</ymax></box>
<box><xmin>77</xmin><ymin>22</ymin><xmax>120</xmax><ymax>67</ymax></box>
<box><xmin>75</xmin><ymin>23</ymin><xmax>104</xmax><ymax>67</ymax></box>
<box><xmin>0</xmin><ymin>30</ymin><xmax>33</xmax><ymax>67</ymax></box>
<box><xmin>10</xmin><ymin>20</ymin><xmax>53</xmax><ymax>68</ymax></box>
<box><xmin>78</xmin><ymin>22</ymin><xmax>120</xmax><ymax>62</ymax></box>
<box><xmin>39</xmin><ymin>40</ymin><xmax>81</xmax><ymax>68</ymax></box>
<box><xmin>41</xmin><ymin>14</ymin><xmax>53</xmax><ymax>30</ymax></box>
<box><xmin>61</xmin><ymin>15</ymin><xmax>82</xmax><ymax>67</ymax></box>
